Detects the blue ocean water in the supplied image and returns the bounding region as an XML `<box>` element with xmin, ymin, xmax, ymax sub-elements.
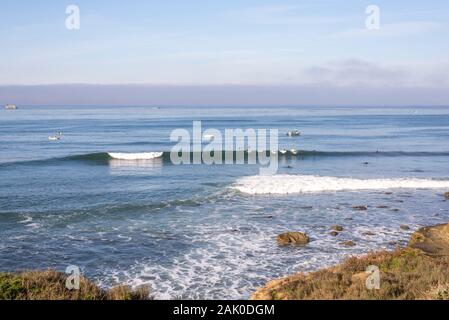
<box><xmin>0</xmin><ymin>105</ymin><xmax>449</xmax><ymax>299</ymax></box>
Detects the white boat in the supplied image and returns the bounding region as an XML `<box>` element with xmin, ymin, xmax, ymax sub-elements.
<box><xmin>286</xmin><ymin>130</ymin><xmax>301</xmax><ymax>137</ymax></box>
<box><xmin>290</xmin><ymin>149</ymin><xmax>298</xmax><ymax>155</ymax></box>
<box><xmin>48</xmin><ymin>131</ymin><xmax>63</xmax><ymax>141</ymax></box>
<box><xmin>203</xmin><ymin>134</ymin><xmax>214</xmax><ymax>141</ymax></box>
<box><xmin>279</xmin><ymin>149</ymin><xmax>287</xmax><ymax>154</ymax></box>
<box><xmin>5</xmin><ymin>104</ymin><xmax>17</xmax><ymax>110</ymax></box>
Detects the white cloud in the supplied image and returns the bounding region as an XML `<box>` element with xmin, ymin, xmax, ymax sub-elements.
<box><xmin>228</xmin><ymin>4</ymin><xmax>344</xmax><ymax>25</ymax></box>
<box><xmin>333</xmin><ymin>21</ymin><xmax>442</xmax><ymax>38</ymax></box>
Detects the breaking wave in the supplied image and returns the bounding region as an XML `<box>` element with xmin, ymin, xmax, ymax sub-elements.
<box><xmin>232</xmin><ymin>174</ymin><xmax>449</xmax><ymax>195</ymax></box>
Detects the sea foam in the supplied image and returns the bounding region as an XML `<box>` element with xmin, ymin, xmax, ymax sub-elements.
<box><xmin>233</xmin><ymin>174</ymin><xmax>449</xmax><ymax>195</ymax></box>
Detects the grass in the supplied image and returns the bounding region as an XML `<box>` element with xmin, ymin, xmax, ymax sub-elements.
<box><xmin>252</xmin><ymin>222</ymin><xmax>449</xmax><ymax>300</ymax></box>
<box><xmin>0</xmin><ymin>270</ymin><xmax>151</xmax><ymax>300</ymax></box>
<box><xmin>253</xmin><ymin>248</ymin><xmax>449</xmax><ymax>300</ymax></box>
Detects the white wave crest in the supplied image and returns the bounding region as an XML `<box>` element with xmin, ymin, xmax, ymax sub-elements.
<box><xmin>233</xmin><ymin>174</ymin><xmax>449</xmax><ymax>195</ymax></box>
<box><xmin>108</xmin><ymin>152</ymin><xmax>163</xmax><ymax>160</ymax></box>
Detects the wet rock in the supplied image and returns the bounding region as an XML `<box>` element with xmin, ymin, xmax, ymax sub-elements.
<box><xmin>353</xmin><ymin>205</ymin><xmax>368</xmax><ymax>211</ymax></box>
<box><xmin>277</xmin><ymin>232</ymin><xmax>310</xmax><ymax>246</ymax></box>
<box><xmin>377</xmin><ymin>205</ymin><xmax>389</xmax><ymax>209</ymax></box>
<box><xmin>362</xmin><ymin>231</ymin><xmax>375</xmax><ymax>236</ymax></box>
<box><xmin>444</xmin><ymin>192</ymin><xmax>449</xmax><ymax>199</ymax></box>
<box><xmin>341</xmin><ymin>240</ymin><xmax>356</xmax><ymax>247</ymax></box>
<box><xmin>385</xmin><ymin>192</ymin><xmax>393</xmax><ymax>195</ymax></box>
<box><xmin>331</xmin><ymin>225</ymin><xmax>344</xmax><ymax>232</ymax></box>
<box><xmin>330</xmin><ymin>231</ymin><xmax>339</xmax><ymax>237</ymax></box>
<box><xmin>391</xmin><ymin>209</ymin><xmax>400</xmax><ymax>212</ymax></box>
<box><xmin>400</xmin><ymin>225</ymin><xmax>410</xmax><ymax>230</ymax></box>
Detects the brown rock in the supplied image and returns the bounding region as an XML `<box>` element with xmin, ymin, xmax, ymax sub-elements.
<box><xmin>330</xmin><ymin>231</ymin><xmax>339</xmax><ymax>237</ymax></box>
<box><xmin>377</xmin><ymin>205</ymin><xmax>389</xmax><ymax>209</ymax></box>
<box><xmin>444</xmin><ymin>192</ymin><xmax>449</xmax><ymax>199</ymax></box>
<box><xmin>353</xmin><ymin>205</ymin><xmax>368</xmax><ymax>211</ymax></box>
<box><xmin>362</xmin><ymin>231</ymin><xmax>375</xmax><ymax>236</ymax></box>
<box><xmin>277</xmin><ymin>232</ymin><xmax>310</xmax><ymax>246</ymax></box>
<box><xmin>400</xmin><ymin>225</ymin><xmax>410</xmax><ymax>230</ymax></box>
<box><xmin>408</xmin><ymin>223</ymin><xmax>449</xmax><ymax>256</ymax></box>
<box><xmin>331</xmin><ymin>225</ymin><xmax>344</xmax><ymax>232</ymax></box>
<box><xmin>341</xmin><ymin>240</ymin><xmax>356</xmax><ymax>247</ymax></box>
<box><xmin>391</xmin><ymin>209</ymin><xmax>400</xmax><ymax>212</ymax></box>
<box><xmin>351</xmin><ymin>272</ymin><xmax>368</xmax><ymax>284</ymax></box>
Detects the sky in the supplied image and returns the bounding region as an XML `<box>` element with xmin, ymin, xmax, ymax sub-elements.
<box><xmin>1</xmin><ymin>0</ymin><xmax>449</xmax><ymax>105</ymax></box>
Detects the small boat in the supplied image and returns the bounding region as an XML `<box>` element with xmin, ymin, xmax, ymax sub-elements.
<box><xmin>4</xmin><ymin>104</ymin><xmax>17</xmax><ymax>110</ymax></box>
<box><xmin>203</xmin><ymin>134</ymin><xmax>214</xmax><ymax>141</ymax></box>
<box><xmin>48</xmin><ymin>131</ymin><xmax>63</xmax><ymax>141</ymax></box>
<box><xmin>279</xmin><ymin>149</ymin><xmax>287</xmax><ymax>155</ymax></box>
<box><xmin>271</xmin><ymin>150</ymin><xmax>278</xmax><ymax>155</ymax></box>
<box><xmin>286</xmin><ymin>130</ymin><xmax>301</xmax><ymax>137</ymax></box>
<box><xmin>290</xmin><ymin>149</ymin><xmax>298</xmax><ymax>155</ymax></box>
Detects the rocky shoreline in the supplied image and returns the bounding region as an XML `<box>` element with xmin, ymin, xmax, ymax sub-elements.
<box><xmin>252</xmin><ymin>222</ymin><xmax>449</xmax><ymax>300</ymax></box>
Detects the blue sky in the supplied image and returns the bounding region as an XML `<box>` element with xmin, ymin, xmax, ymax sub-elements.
<box><xmin>0</xmin><ymin>1</ymin><xmax>448</xmax><ymax>105</ymax></box>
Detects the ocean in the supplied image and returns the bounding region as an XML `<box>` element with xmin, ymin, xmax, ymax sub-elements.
<box><xmin>1</xmin><ymin>105</ymin><xmax>449</xmax><ymax>299</ymax></box>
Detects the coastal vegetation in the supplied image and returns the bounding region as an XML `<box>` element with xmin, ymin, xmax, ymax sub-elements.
<box><xmin>252</xmin><ymin>222</ymin><xmax>449</xmax><ymax>300</ymax></box>
<box><xmin>0</xmin><ymin>270</ymin><xmax>150</xmax><ymax>300</ymax></box>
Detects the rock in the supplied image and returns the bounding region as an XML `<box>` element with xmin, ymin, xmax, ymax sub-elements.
<box><xmin>277</xmin><ymin>232</ymin><xmax>310</xmax><ymax>246</ymax></box>
<box><xmin>353</xmin><ymin>205</ymin><xmax>368</xmax><ymax>211</ymax></box>
<box><xmin>331</xmin><ymin>225</ymin><xmax>343</xmax><ymax>232</ymax></box>
<box><xmin>391</xmin><ymin>209</ymin><xmax>400</xmax><ymax>212</ymax></box>
<box><xmin>377</xmin><ymin>205</ymin><xmax>389</xmax><ymax>209</ymax></box>
<box><xmin>408</xmin><ymin>223</ymin><xmax>449</xmax><ymax>256</ymax></box>
<box><xmin>362</xmin><ymin>231</ymin><xmax>375</xmax><ymax>236</ymax></box>
<box><xmin>341</xmin><ymin>240</ymin><xmax>356</xmax><ymax>247</ymax></box>
<box><xmin>351</xmin><ymin>271</ymin><xmax>368</xmax><ymax>284</ymax></box>
<box><xmin>444</xmin><ymin>192</ymin><xmax>449</xmax><ymax>199</ymax></box>
<box><xmin>400</xmin><ymin>225</ymin><xmax>410</xmax><ymax>230</ymax></box>
<box><xmin>330</xmin><ymin>231</ymin><xmax>339</xmax><ymax>237</ymax></box>
<box><xmin>385</xmin><ymin>192</ymin><xmax>393</xmax><ymax>195</ymax></box>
